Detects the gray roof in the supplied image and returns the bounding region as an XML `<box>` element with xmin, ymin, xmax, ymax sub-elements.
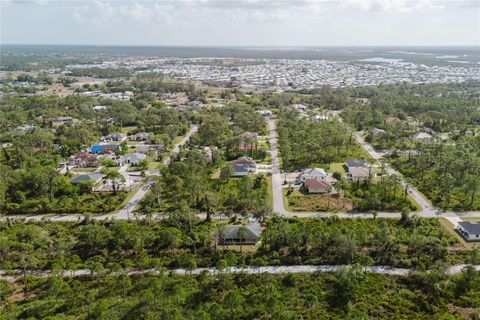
<box><xmin>346</xmin><ymin>159</ymin><xmax>368</xmax><ymax>168</ymax></box>
<box><xmin>222</xmin><ymin>221</ymin><xmax>261</xmax><ymax>239</ymax></box>
<box><xmin>459</xmin><ymin>221</ymin><xmax>480</xmax><ymax>234</ymax></box>
<box><xmin>70</xmin><ymin>172</ymin><xmax>103</xmax><ymax>184</ymax></box>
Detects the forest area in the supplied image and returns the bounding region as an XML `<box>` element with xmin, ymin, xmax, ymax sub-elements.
<box><xmin>1</xmin><ymin>268</ymin><xmax>479</xmax><ymax>319</ymax></box>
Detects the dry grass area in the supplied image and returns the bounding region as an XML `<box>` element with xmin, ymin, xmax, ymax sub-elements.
<box><xmin>217</xmin><ymin>242</ymin><xmax>260</xmax><ymax>253</ymax></box>
<box><xmin>284</xmin><ymin>189</ymin><xmax>352</xmax><ymax>212</ymax></box>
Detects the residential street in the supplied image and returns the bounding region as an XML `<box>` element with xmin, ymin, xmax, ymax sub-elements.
<box><xmin>267</xmin><ymin>117</ymin><xmax>480</xmax><ymax>219</ymax></box>
<box><xmin>2</xmin><ymin>264</ymin><xmax>479</xmax><ymax>282</ymax></box>
<box><xmin>0</xmin><ymin>125</ymin><xmax>198</xmax><ymax>222</ymax></box>
<box><xmin>115</xmin><ymin>124</ymin><xmax>198</xmax><ymax>219</ymax></box>
<box><xmin>2</xmin><ymin>121</ymin><xmax>480</xmax><ymax>222</ymax></box>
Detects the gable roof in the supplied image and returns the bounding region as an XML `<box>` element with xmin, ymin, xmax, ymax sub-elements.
<box><xmin>232</xmin><ymin>156</ymin><xmax>256</xmax><ymax>165</ymax></box>
<box><xmin>240</xmin><ymin>132</ymin><xmax>259</xmax><ymax>140</ymax></box>
<box><xmin>411</xmin><ymin>132</ymin><xmax>432</xmax><ymax>140</ymax></box>
<box><xmin>459</xmin><ymin>221</ymin><xmax>480</xmax><ymax>234</ymax></box>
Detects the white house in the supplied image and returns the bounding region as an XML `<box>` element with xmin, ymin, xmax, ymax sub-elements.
<box><xmin>295</xmin><ymin>168</ymin><xmax>327</xmax><ymax>184</ymax></box>
<box><xmin>457</xmin><ymin>221</ymin><xmax>480</xmax><ymax>241</ymax></box>
<box><xmin>115</xmin><ymin>153</ymin><xmax>146</xmax><ymax>166</ymax></box>
<box><xmin>312</xmin><ymin>115</ymin><xmax>329</xmax><ymax>121</ymax></box>
<box><xmin>411</xmin><ymin>132</ymin><xmax>433</xmax><ymax>142</ymax></box>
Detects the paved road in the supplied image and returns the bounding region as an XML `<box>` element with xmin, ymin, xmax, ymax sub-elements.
<box><xmin>267</xmin><ymin>117</ymin><xmax>480</xmax><ymax>219</ymax></box>
<box><xmin>351</xmin><ymin>132</ymin><xmax>436</xmax><ymax>216</ymax></box>
<box><xmin>268</xmin><ymin>117</ymin><xmax>288</xmax><ymax>215</ymax></box>
<box><xmin>115</xmin><ymin>125</ymin><xmax>198</xmax><ymax>219</ymax></box>
<box><xmin>2</xmin><ymin>264</ymin><xmax>479</xmax><ymax>282</ymax></box>
<box><xmin>0</xmin><ymin>125</ymin><xmax>198</xmax><ymax>222</ymax></box>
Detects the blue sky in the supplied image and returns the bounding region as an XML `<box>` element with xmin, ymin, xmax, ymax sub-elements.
<box><xmin>1</xmin><ymin>0</ymin><xmax>479</xmax><ymax>46</ymax></box>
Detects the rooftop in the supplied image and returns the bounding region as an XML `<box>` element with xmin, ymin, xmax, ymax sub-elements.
<box><xmin>459</xmin><ymin>221</ymin><xmax>480</xmax><ymax>234</ymax></box>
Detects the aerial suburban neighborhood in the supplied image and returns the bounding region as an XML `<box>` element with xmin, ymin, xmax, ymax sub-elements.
<box><xmin>1</xmin><ymin>0</ymin><xmax>480</xmax><ymax>318</ymax></box>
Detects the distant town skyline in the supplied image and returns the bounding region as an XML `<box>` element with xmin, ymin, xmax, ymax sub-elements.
<box><xmin>1</xmin><ymin>0</ymin><xmax>479</xmax><ymax>46</ymax></box>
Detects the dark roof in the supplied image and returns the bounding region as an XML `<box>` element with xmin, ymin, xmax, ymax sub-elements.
<box><xmin>459</xmin><ymin>221</ymin><xmax>480</xmax><ymax>234</ymax></box>
<box><xmin>232</xmin><ymin>156</ymin><xmax>256</xmax><ymax>165</ymax></box>
<box><xmin>70</xmin><ymin>172</ymin><xmax>102</xmax><ymax>184</ymax></box>
<box><xmin>346</xmin><ymin>159</ymin><xmax>368</xmax><ymax>168</ymax></box>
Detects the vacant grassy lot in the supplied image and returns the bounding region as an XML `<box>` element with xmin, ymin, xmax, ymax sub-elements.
<box><xmin>284</xmin><ymin>189</ymin><xmax>353</xmax><ymax>212</ymax></box>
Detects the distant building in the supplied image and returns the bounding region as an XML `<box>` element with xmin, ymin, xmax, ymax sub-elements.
<box><xmin>312</xmin><ymin>115</ymin><xmax>329</xmax><ymax>121</ymax></box>
<box><xmin>411</xmin><ymin>132</ymin><xmax>433</xmax><ymax>142</ymax></box>
<box><xmin>115</xmin><ymin>153</ymin><xmax>146</xmax><ymax>166</ymax></box>
<box><xmin>16</xmin><ymin>124</ymin><xmax>36</xmax><ymax>132</ymax></box>
<box><xmin>91</xmin><ymin>144</ymin><xmax>120</xmax><ymax>154</ymax></box>
<box><xmin>68</xmin><ymin>152</ymin><xmax>99</xmax><ymax>168</ymax></box>
<box><xmin>256</xmin><ymin>110</ymin><xmax>273</xmax><ymax>117</ymax></box>
<box><xmin>231</xmin><ymin>156</ymin><xmax>256</xmax><ymax>176</ymax></box>
<box><xmin>102</xmin><ymin>132</ymin><xmax>127</xmax><ymax>142</ymax></box>
<box><xmin>130</xmin><ymin>132</ymin><xmax>152</xmax><ymax>141</ymax></box>
<box><xmin>93</xmin><ymin>105</ymin><xmax>108</xmax><ymax>111</ymax></box>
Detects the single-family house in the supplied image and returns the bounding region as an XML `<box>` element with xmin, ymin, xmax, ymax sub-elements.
<box><xmin>130</xmin><ymin>132</ymin><xmax>152</xmax><ymax>141</ymax></box>
<box><xmin>219</xmin><ymin>221</ymin><xmax>262</xmax><ymax>245</ymax></box>
<box><xmin>295</xmin><ymin>168</ymin><xmax>327</xmax><ymax>185</ymax></box>
<box><xmin>457</xmin><ymin>221</ymin><xmax>480</xmax><ymax>241</ymax></box>
<box><xmin>16</xmin><ymin>124</ymin><xmax>36</xmax><ymax>132</ymax></box>
<box><xmin>68</xmin><ymin>152</ymin><xmax>99</xmax><ymax>168</ymax></box>
<box><xmin>93</xmin><ymin>105</ymin><xmax>108</xmax><ymax>111</ymax></box>
<box><xmin>302</xmin><ymin>179</ymin><xmax>332</xmax><ymax>194</ymax></box>
<box><xmin>91</xmin><ymin>144</ymin><xmax>120</xmax><ymax>154</ymax></box>
<box><xmin>102</xmin><ymin>132</ymin><xmax>127</xmax><ymax>142</ymax></box>
<box><xmin>70</xmin><ymin>172</ymin><xmax>103</xmax><ymax>190</ymax></box>
<box><xmin>136</xmin><ymin>144</ymin><xmax>161</xmax><ymax>156</ymax></box>
<box><xmin>231</xmin><ymin>156</ymin><xmax>256</xmax><ymax>176</ymax></box>
<box><xmin>347</xmin><ymin>167</ymin><xmax>371</xmax><ymax>181</ymax></box>
<box><xmin>312</xmin><ymin>115</ymin><xmax>329</xmax><ymax>121</ymax></box>
<box><xmin>370</xmin><ymin>128</ymin><xmax>386</xmax><ymax>135</ymax></box>
<box><xmin>115</xmin><ymin>153</ymin><xmax>146</xmax><ymax>166</ymax></box>
<box><xmin>411</xmin><ymin>132</ymin><xmax>433</xmax><ymax>142</ymax></box>
<box><xmin>56</xmin><ymin>116</ymin><xmax>73</xmax><ymax>122</ymax></box>
<box><xmin>238</xmin><ymin>132</ymin><xmax>259</xmax><ymax>152</ymax></box>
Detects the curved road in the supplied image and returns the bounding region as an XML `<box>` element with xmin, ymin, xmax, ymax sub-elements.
<box><xmin>267</xmin><ymin>117</ymin><xmax>480</xmax><ymax>219</ymax></box>
<box><xmin>0</xmin><ymin>125</ymin><xmax>198</xmax><ymax>222</ymax></box>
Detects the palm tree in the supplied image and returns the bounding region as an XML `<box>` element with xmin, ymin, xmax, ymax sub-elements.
<box><xmin>102</xmin><ymin>168</ymin><xmax>125</xmax><ymax>195</ymax></box>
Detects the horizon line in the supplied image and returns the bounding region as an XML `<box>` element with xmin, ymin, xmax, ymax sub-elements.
<box><xmin>2</xmin><ymin>43</ymin><xmax>479</xmax><ymax>48</ymax></box>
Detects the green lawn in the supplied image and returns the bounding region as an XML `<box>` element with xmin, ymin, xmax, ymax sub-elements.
<box><xmin>328</xmin><ymin>162</ymin><xmax>346</xmax><ymax>175</ymax></box>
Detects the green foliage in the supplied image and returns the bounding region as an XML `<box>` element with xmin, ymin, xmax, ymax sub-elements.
<box><xmin>2</xmin><ymin>271</ymin><xmax>479</xmax><ymax>319</ymax></box>
<box><xmin>277</xmin><ymin>110</ymin><xmax>368</xmax><ymax>170</ymax></box>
